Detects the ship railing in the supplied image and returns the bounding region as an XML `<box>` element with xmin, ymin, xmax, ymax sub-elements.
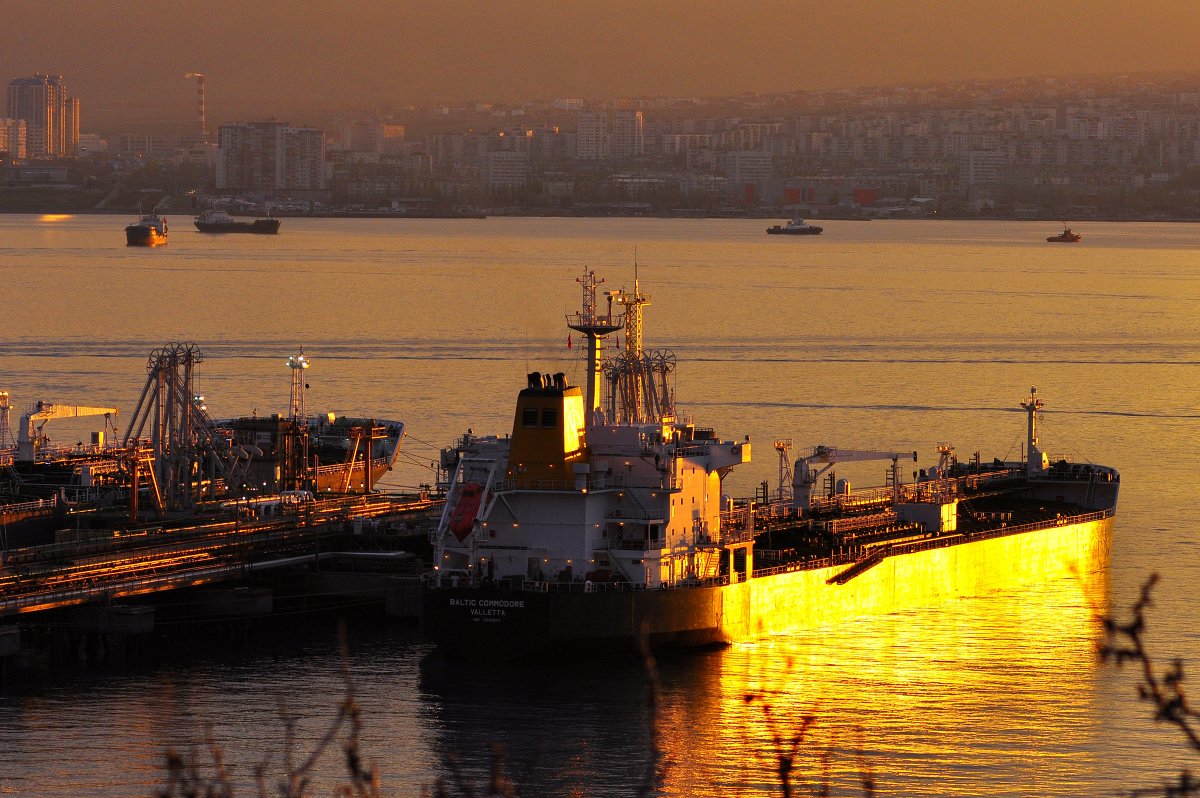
<box><xmin>719</xmin><ymin>506</ymin><xmax>752</xmax><ymax>530</ymax></box>
<box><xmin>26</xmin><ymin>443</ymin><xmax>133</xmax><ymax>462</ymax></box>
<box><xmin>751</xmin><ymin>555</ymin><xmax>841</xmax><ymax>579</ymax></box>
<box><xmin>0</xmin><ymin>497</ymin><xmax>58</xmax><ymax>516</ymax></box>
<box><xmin>757</xmin><ymin>501</ymin><xmax>797</xmax><ymax>521</ymax></box>
<box><xmin>959</xmin><ymin>468</ymin><xmax>1022</xmax><ymax>490</ymax></box>
<box><xmin>1037</xmin><ymin>464</ymin><xmax>1120</xmax><ymax>483</ymax></box>
<box><xmin>897</xmin><ymin>482</ymin><xmax>956</xmax><ymax>504</ymax></box>
<box><xmin>807</xmin><ymin>487</ymin><xmax>895</xmax><ymax>515</ymax></box>
<box><xmin>609</xmin><ymin>536</ymin><xmax>667</xmax><ymax>551</ymax></box>
<box><xmin>312</xmin><ymin>456</ymin><xmax>390</xmax><ymax>477</ymax></box>
<box><xmin>719</xmin><ymin>525</ymin><xmax>756</xmax><ymax>545</ymax></box>
<box><xmin>608</xmin><ymin>506</ymin><xmax>662</xmax><ymax>522</ymax></box>
<box><xmin>424</xmin><ymin>574</ymin><xmax>732</xmax><ymax>593</ymax></box>
<box><xmin>825</xmin><ymin>511</ymin><xmax>899</xmax><ymax>536</ymax></box>
<box><xmin>500</xmin><ymin>474</ymin><xmax>661</xmax><ymax>492</ymax></box>
<box><xmin>748</xmin><ymin>507</ymin><xmax>1115</xmax><ymax>580</ymax></box>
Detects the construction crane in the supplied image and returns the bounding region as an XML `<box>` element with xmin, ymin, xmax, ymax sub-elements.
<box><xmin>183</xmin><ymin>72</ymin><xmax>206</xmax><ymax>141</ymax></box>
<box><xmin>18</xmin><ymin>402</ymin><xmax>118</xmax><ymax>462</ymax></box>
<box><xmin>792</xmin><ymin>445</ymin><xmax>918</xmax><ymax>512</ymax></box>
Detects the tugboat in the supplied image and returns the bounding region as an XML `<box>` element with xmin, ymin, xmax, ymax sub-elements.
<box><xmin>124</xmin><ymin>213</ymin><xmax>168</xmax><ymax>246</ymax></box>
<box><xmin>766</xmin><ymin>216</ymin><xmax>823</xmax><ymax>235</ymax></box>
<box><xmin>1047</xmin><ymin>225</ymin><xmax>1081</xmax><ymax>243</ymax></box>
<box><xmin>421</xmin><ymin>267</ymin><xmax>1119</xmax><ymax>658</ymax></box>
<box><xmin>194</xmin><ymin>208</ymin><xmax>282</xmax><ymax>234</ymax></box>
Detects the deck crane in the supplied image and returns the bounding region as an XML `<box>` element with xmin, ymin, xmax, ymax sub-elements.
<box><xmin>792</xmin><ymin>445</ymin><xmax>918</xmax><ymax>513</ymax></box>
<box><xmin>18</xmin><ymin>402</ymin><xmax>118</xmax><ymax>462</ymax></box>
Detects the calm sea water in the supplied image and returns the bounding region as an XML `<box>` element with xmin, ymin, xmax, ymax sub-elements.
<box><xmin>0</xmin><ymin>214</ymin><xmax>1198</xmax><ymax>796</ymax></box>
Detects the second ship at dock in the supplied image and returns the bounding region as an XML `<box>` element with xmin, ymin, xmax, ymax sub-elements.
<box><xmin>0</xmin><ymin>345</ymin><xmax>404</xmax><ymax>548</ymax></box>
<box><xmin>423</xmin><ymin>269</ymin><xmax>1119</xmax><ymax>656</ymax></box>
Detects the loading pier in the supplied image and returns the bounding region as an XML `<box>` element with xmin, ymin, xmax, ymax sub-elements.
<box><xmin>0</xmin><ymin>492</ymin><xmax>439</xmax><ymax>618</ymax></box>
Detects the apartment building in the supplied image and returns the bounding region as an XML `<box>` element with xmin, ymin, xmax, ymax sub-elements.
<box><xmin>6</xmin><ymin>74</ymin><xmax>78</xmax><ymax>157</ymax></box>
<box><xmin>610</xmin><ymin>110</ymin><xmax>644</xmax><ymax>160</ymax></box>
<box><xmin>217</xmin><ymin>121</ymin><xmax>326</xmax><ymax>192</ymax></box>
<box><xmin>0</xmin><ymin>118</ymin><xmax>27</xmax><ymax>158</ymax></box>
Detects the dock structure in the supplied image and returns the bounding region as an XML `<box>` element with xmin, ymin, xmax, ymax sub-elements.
<box><xmin>0</xmin><ymin>493</ymin><xmax>441</xmax><ymax>619</ymax></box>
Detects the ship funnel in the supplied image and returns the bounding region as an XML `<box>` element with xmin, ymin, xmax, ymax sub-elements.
<box><xmin>528</xmin><ymin>372</ymin><xmax>541</xmax><ymax>389</ymax></box>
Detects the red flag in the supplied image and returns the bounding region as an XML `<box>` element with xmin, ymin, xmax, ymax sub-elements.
<box><xmin>567</xmin><ymin>334</ymin><xmax>572</xmax><ymax>350</ymax></box>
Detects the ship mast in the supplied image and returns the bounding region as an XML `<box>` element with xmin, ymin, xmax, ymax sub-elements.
<box><xmin>621</xmin><ymin>262</ymin><xmax>651</xmax><ymax>362</ymax></box>
<box><xmin>288</xmin><ymin>348</ymin><xmax>310</xmax><ymax>423</ymax></box>
<box><xmin>0</xmin><ymin>391</ymin><xmax>12</xmax><ymax>448</ymax></box>
<box><xmin>566</xmin><ymin>268</ymin><xmax>623</xmax><ymax>428</ymax></box>
<box><xmin>286</xmin><ymin>348</ymin><xmax>313</xmax><ymax>492</ymax></box>
<box><xmin>610</xmin><ymin>262</ymin><xmax>653</xmax><ymax>424</ymax></box>
<box><xmin>1020</xmin><ymin>386</ymin><xmax>1044</xmax><ymax>475</ymax></box>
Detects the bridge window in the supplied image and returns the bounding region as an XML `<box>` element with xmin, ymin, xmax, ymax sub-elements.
<box><xmin>541</xmin><ymin>408</ymin><xmax>558</xmax><ymax>427</ymax></box>
<box><xmin>522</xmin><ymin>408</ymin><xmax>538</xmax><ymax>427</ymax></box>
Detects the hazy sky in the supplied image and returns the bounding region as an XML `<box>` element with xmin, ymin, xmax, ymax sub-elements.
<box><xmin>4</xmin><ymin>0</ymin><xmax>1200</xmax><ymax>125</ymax></box>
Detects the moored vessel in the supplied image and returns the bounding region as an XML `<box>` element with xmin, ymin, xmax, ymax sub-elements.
<box><xmin>194</xmin><ymin>209</ymin><xmax>281</xmax><ymax>234</ymax></box>
<box><xmin>125</xmin><ymin>213</ymin><xmax>168</xmax><ymax>246</ymax></box>
<box><xmin>0</xmin><ymin>346</ymin><xmax>406</xmax><ymax>547</ymax></box>
<box><xmin>1047</xmin><ymin>225</ymin><xmax>1081</xmax><ymax>243</ymax></box>
<box><xmin>767</xmin><ymin>217</ymin><xmax>823</xmax><ymax>235</ymax></box>
<box><xmin>422</xmin><ymin>269</ymin><xmax>1119</xmax><ymax>657</ymax></box>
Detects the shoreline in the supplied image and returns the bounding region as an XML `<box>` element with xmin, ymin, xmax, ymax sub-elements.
<box><xmin>1</xmin><ymin>207</ymin><xmax>1198</xmax><ymax>223</ymax></box>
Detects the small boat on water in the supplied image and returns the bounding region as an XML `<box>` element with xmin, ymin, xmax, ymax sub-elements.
<box><xmin>194</xmin><ymin>209</ymin><xmax>281</xmax><ymax>234</ymax></box>
<box><xmin>124</xmin><ymin>213</ymin><xmax>168</xmax><ymax>246</ymax></box>
<box><xmin>1047</xmin><ymin>225</ymin><xmax>1081</xmax><ymax>243</ymax></box>
<box><xmin>767</xmin><ymin>217</ymin><xmax>823</xmax><ymax>235</ymax></box>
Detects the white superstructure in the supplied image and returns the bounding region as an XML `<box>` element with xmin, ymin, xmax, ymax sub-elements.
<box><xmin>432</xmin><ymin>269</ymin><xmax>752</xmax><ymax>589</ymax></box>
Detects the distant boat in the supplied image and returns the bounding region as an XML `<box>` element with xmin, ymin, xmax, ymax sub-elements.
<box><xmin>1047</xmin><ymin>225</ymin><xmax>1081</xmax><ymax>243</ymax></box>
<box><xmin>194</xmin><ymin>209</ymin><xmax>281</xmax><ymax>234</ymax></box>
<box><xmin>767</xmin><ymin>217</ymin><xmax>823</xmax><ymax>235</ymax></box>
<box><xmin>125</xmin><ymin>213</ymin><xmax>168</xmax><ymax>246</ymax></box>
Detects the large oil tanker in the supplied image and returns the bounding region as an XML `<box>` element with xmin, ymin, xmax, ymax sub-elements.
<box><xmin>422</xmin><ymin>269</ymin><xmax>1119</xmax><ymax>655</ymax></box>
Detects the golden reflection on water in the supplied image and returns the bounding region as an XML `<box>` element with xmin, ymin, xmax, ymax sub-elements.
<box><xmin>37</xmin><ymin>213</ymin><xmax>74</xmax><ymax>222</ymax></box>
<box><xmin>658</xmin><ymin>568</ymin><xmax>1110</xmax><ymax>796</ymax></box>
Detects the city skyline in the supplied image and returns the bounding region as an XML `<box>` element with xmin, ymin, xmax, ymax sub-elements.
<box><xmin>3</xmin><ymin>0</ymin><xmax>1200</xmax><ymax>127</ymax></box>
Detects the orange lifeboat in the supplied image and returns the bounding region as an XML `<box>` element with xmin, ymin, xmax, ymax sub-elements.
<box><xmin>449</xmin><ymin>482</ymin><xmax>485</xmax><ymax>542</ymax></box>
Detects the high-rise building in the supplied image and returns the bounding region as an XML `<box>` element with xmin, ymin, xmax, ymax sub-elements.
<box><xmin>0</xmin><ymin>119</ymin><xmax>27</xmax><ymax>159</ymax></box>
<box><xmin>217</xmin><ymin>121</ymin><xmax>326</xmax><ymax>192</ymax></box>
<box><xmin>6</xmin><ymin>74</ymin><xmax>76</xmax><ymax>157</ymax></box>
<box><xmin>610</xmin><ymin>110</ymin><xmax>644</xmax><ymax>161</ymax></box>
<box><xmin>63</xmin><ymin>97</ymin><xmax>80</xmax><ymax>157</ymax></box>
<box><xmin>719</xmin><ymin>150</ymin><xmax>774</xmax><ymax>185</ymax></box>
<box><xmin>576</xmin><ymin>111</ymin><xmax>609</xmax><ymax>159</ymax></box>
<box><xmin>483</xmin><ymin>150</ymin><xmax>529</xmax><ymax>189</ymax></box>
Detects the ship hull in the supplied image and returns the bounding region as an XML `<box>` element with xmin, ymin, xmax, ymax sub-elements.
<box><xmin>125</xmin><ymin>226</ymin><xmax>167</xmax><ymax>246</ymax></box>
<box><xmin>195</xmin><ymin>219</ymin><xmax>281</xmax><ymax>234</ymax></box>
<box><xmin>312</xmin><ymin>456</ymin><xmax>394</xmax><ymax>494</ymax></box>
<box><xmin>422</xmin><ymin>513</ymin><xmax>1113</xmax><ymax>657</ymax></box>
<box><xmin>766</xmin><ymin>227</ymin><xmax>822</xmax><ymax>235</ymax></box>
